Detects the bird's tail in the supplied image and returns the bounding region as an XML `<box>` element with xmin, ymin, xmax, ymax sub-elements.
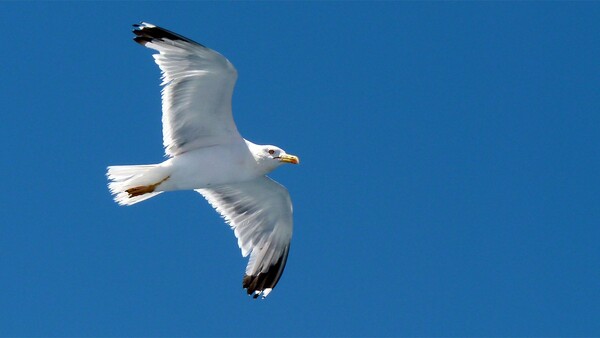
<box><xmin>106</xmin><ymin>164</ymin><xmax>165</xmax><ymax>206</ymax></box>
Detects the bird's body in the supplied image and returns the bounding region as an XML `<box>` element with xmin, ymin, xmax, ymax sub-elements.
<box><xmin>165</xmin><ymin>142</ymin><xmax>258</xmax><ymax>190</ymax></box>
<box><xmin>107</xmin><ymin>22</ymin><xmax>299</xmax><ymax>299</ymax></box>
<box><xmin>139</xmin><ymin>141</ymin><xmax>263</xmax><ymax>192</ymax></box>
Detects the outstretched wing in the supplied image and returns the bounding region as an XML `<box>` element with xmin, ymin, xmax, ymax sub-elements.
<box><xmin>197</xmin><ymin>176</ymin><xmax>293</xmax><ymax>299</ymax></box>
<box><xmin>133</xmin><ymin>22</ymin><xmax>242</xmax><ymax>156</ymax></box>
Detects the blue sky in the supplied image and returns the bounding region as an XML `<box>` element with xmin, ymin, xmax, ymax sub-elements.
<box><xmin>1</xmin><ymin>2</ymin><xmax>599</xmax><ymax>337</ymax></box>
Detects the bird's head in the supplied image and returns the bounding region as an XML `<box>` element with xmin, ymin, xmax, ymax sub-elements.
<box><xmin>249</xmin><ymin>142</ymin><xmax>300</xmax><ymax>173</ymax></box>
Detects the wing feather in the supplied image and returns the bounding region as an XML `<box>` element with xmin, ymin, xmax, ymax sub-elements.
<box><xmin>197</xmin><ymin>176</ymin><xmax>293</xmax><ymax>298</ymax></box>
<box><xmin>133</xmin><ymin>22</ymin><xmax>242</xmax><ymax>156</ymax></box>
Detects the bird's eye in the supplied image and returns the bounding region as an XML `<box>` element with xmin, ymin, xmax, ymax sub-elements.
<box><xmin>268</xmin><ymin>149</ymin><xmax>275</xmax><ymax>155</ymax></box>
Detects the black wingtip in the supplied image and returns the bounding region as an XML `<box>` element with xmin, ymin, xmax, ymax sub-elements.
<box><xmin>242</xmin><ymin>245</ymin><xmax>290</xmax><ymax>299</ymax></box>
<box><xmin>131</xmin><ymin>22</ymin><xmax>205</xmax><ymax>47</ymax></box>
<box><xmin>133</xmin><ymin>36</ymin><xmax>151</xmax><ymax>46</ymax></box>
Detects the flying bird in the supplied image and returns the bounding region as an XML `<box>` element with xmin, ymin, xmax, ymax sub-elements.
<box><xmin>107</xmin><ymin>22</ymin><xmax>299</xmax><ymax>299</ymax></box>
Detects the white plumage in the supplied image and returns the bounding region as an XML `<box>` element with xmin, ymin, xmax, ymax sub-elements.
<box><xmin>106</xmin><ymin>22</ymin><xmax>299</xmax><ymax>299</ymax></box>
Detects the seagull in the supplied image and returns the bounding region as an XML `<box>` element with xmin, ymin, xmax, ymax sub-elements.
<box><xmin>106</xmin><ymin>22</ymin><xmax>299</xmax><ymax>299</ymax></box>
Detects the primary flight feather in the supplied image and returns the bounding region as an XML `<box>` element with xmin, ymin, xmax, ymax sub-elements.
<box><xmin>107</xmin><ymin>22</ymin><xmax>299</xmax><ymax>299</ymax></box>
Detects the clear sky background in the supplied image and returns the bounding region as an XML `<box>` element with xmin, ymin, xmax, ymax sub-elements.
<box><xmin>1</xmin><ymin>2</ymin><xmax>599</xmax><ymax>337</ymax></box>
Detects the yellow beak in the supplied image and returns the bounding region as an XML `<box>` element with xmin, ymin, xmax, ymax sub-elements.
<box><xmin>279</xmin><ymin>154</ymin><xmax>300</xmax><ymax>164</ymax></box>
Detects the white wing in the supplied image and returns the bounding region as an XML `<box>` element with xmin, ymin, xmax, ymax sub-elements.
<box><xmin>133</xmin><ymin>22</ymin><xmax>242</xmax><ymax>156</ymax></box>
<box><xmin>197</xmin><ymin>176</ymin><xmax>293</xmax><ymax>298</ymax></box>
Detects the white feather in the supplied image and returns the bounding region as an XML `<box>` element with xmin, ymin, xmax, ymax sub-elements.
<box><xmin>197</xmin><ymin>177</ymin><xmax>293</xmax><ymax>277</ymax></box>
<box><xmin>137</xmin><ymin>22</ymin><xmax>242</xmax><ymax>156</ymax></box>
<box><xmin>106</xmin><ymin>165</ymin><xmax>164</xmax><ymax>205</ymax></box>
